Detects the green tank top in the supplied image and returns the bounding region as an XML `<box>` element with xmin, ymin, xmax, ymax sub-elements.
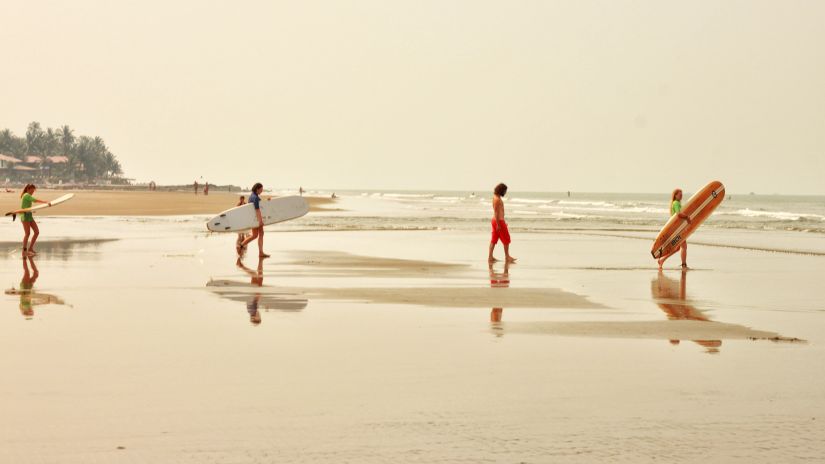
<box><xmin>670</xmin><ymin>200</ymin><xmax>682</xmax><ymax>216</ymax></box>
<box><xmin>20</xmin><ymin>193</ymin><xmax>35</xmax><ymax>222</ymax></box>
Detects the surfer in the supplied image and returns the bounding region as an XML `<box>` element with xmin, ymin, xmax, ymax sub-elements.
<box><xmin>238</xmin><ymin>183</ymin><xmax>270</xmax><ymax>258</ymax></box>
<box><xmin>658</xmin><ymin>188</ymin><xmax>691</xmax><ymax>270</ymax></box>
<box><xmin>17</xmin><ymin>184</ymin><xmax>49</xmax><ymax>257</ymax></box>
<box><xmin>488</xmin><ymin>183</ymin><xmax>516</xmax><ymax>264</ymax></box>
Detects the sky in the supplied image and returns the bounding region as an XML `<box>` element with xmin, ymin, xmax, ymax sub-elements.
<box><xmin>2</xmin><ymin>0</ymin><xmax>824</xmax><ymax>194</ymax></box>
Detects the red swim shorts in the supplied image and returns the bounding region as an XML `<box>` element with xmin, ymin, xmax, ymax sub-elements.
<box><xmin>491</xmin><ymin>219</ymin><xmax>511</xmax><ymax>245</ymax></box>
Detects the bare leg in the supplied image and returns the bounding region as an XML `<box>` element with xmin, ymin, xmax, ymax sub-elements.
<box><xmin>28</xmin><ymin>221</ymin><xmax>39</xmax><ymax>254</ymax></box>
<box><xmin>239</xmin><ymin>228</ymin><xmax>259</xmax><ymax>254</ymax></box>
<box><xmin>257</xmin><ymin>226</ymin><xmax>269</xmax><ymax>258</ymax></box>
<box><xmin>21</xmin><ymin>222</ymin><xmax>31</xmax><ymax>256</ymax></box>
<box><xmin>503</xmin><ymin>243</ymin><xmax>516</xmax><ymax>263</ymax></box>
<box><xmin>680</xmin><ymin>242</ymin><xmax>688</xmax><ymax>268</ymax></box>
<box><xmin>488</xmin><ymin>242</ymin><xmax>498</xmax><ymax>263</ymax></box>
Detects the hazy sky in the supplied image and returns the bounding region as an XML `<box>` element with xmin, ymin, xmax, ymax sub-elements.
<box><xmin>2</xmin><ymin>1</ymin><xmax>824</xmax><ymax>194</ymax></box>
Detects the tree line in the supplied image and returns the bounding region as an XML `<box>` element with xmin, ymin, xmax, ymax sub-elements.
<box><xmin>0</xmin><ymin>122</ymin><xmax>124</xmax><ymax>183</ymax></box>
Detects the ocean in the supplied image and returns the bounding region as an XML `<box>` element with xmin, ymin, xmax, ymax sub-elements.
<box><xmin>271</xmin><ymin>189</ymin><xmax>825</xmax><ymax>236</ymax></box>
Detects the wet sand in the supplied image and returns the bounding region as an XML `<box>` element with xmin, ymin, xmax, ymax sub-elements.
<box><xmin>1</xmin><ymin>220</ymin><xmax>823</xmax><ymax>463</ymax></box>
<box><xmin>0</xmin><ymin>189</ymin><xmax>336</xmax><ymax>216</ymax></box>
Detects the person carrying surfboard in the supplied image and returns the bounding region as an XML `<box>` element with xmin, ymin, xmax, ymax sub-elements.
<box><xmin>238</xmin><ymin>183</ymin><xmax>270</xmax><ymax>258</ymax></box>
<box><xmin>658</xmin><ymin>188</ymin><xmax>691</xmax><ymax>270</ymax></box>
<box><xmin>14</xmin><ymin>184</ymin><xmax>51</xmax><ymax>257</ymax></box>
<box><xmin>488</xmin><ymin>183</ymin><xmax>516</xmax><ymax>264</ymax></box>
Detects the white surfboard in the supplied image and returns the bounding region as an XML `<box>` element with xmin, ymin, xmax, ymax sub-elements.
<box><xmin>5</xmin><ymin>193</ymin><xmax>75</xmax><ymax>217</ymax></box>
<box><xmin>206</xmin><ymin>196</ymin><xmax>309</xmax><ymax>232</ymax></box>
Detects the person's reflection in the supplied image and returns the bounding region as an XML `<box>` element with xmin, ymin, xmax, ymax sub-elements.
<box><xmin>489</xmin><ymin>261</ymin><xmax>510</xmax><ymax>323</ymax></box>
<box><xmin>236</xmin><ymin>256</ymin><xmax>264</xmax><ymax>325</ymax></box>
<box><xmin>4</xmin><ymin>257</ymin><xmax>66</xmax><ymax>319</ymax></box>
<box><xmin>652</xmin><ymin>270</ymin><xmax>721</xmax><ymax>353</ymax></box>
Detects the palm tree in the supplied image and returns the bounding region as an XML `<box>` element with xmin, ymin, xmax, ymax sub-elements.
<box><xmin>0</xmin><ymin>129</ymin><xmax>14</xmax><ymax>154</ymax></box>
<box><xmin>25</xmin><ymin>121</ymin><xmax>45</xmax><ymax>155</ymax></box>
<box><xmin>3</xmin><ymin>123</ymin><xmax>125</xmax><ymax>183</ymax></box>
<box><xmin>60</xmin><ymin>125</ymin><xmax>75</xmax><ymax>155</ymax></box>
<box><xmin>103</xmin><ymin>151</ymin><xmax>123</xmax><ymax>177</ymax></box>
<box><xmin>44</xmin><ymin>128</ymin><xmax>60</xmax><ymax>156</ymax></box>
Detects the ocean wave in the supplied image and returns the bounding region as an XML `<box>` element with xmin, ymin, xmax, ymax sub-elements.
<box><xmin>550</xmin><ymin>212</ymin><xmax>587</xmax><ymax>219</ymax></box>
<box><xmin>508</xmin><ymin>198</ymin><xmax>557</xmax><ymax>205</ymax></box>
<box><xmin>725</xmin><ymin>209</ymin><xmax>825</xmax><ymax>221</ymax></box>
<box><xmin>512</xmin><ymin>210</ymin><xmax>540</xmax><ymax>215</ymax></box>
<box><xmin>557</xmin><ymin>200</ymin><xmax>617</xmax><ymax>207</ymax></box>
<box><xmin>381</xmin><ymin>193</ymin><xmax>436</xmax><ymax>199</ymax></box>
<box><xmin>537</xmin><ymin>204</ymin><xmax>668</xmax><ymax>215</ymax></box>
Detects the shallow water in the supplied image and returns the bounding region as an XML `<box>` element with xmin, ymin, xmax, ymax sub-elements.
<box><xmin>1</xmin><ymin>215</ymin><xmax>824</xmax><ymax>463</ymax></box>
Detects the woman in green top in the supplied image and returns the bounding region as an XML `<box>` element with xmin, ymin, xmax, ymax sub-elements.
<box><xmin>18</xmin><ymin>184</ymin><xmax>50</xmax><ymax>257</ymax></box>
<box><xmin>657</xmin><ymin>188</ymin><xmax>692</xmax><ymax>270</ymax></box>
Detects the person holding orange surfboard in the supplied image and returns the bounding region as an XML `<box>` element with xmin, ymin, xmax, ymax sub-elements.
<box><xmin>658</xmin><ymin>188</ymin><xmax>691</xmax><ymax>270</ymax></box>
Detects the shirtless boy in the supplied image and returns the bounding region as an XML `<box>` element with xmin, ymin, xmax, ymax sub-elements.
<box><xmin>488</xmin><ymin>183</ymin><xmax>516</xmax><ymax>263</ymax></box>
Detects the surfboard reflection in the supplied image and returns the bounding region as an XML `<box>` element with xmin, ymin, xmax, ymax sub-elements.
<box><xmin>206</xmin><ymin>256</ymin><xmax>308</xmax><ymax>325</ymax></box>
<box><xmin>651</xmin><ymin>270</ymin><xmax>722</xmax><ymax>353</ymax></box>
<box><xmin>4</xmin><ymin>257</ymin><xmax>69</xmax><ymax>319</ymax></box>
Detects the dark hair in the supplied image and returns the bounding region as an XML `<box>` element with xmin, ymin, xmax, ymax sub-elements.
<box><xmin>494</xmin><ymin>183</ymin><xmax>508</xmax><ymax>197</ymax></box>
<box><xmin>21</xmin><ymin>183</ymin><xmax>35</xmax><ymax>198</ymax></box>
<box><xmin>251</xmin><ymin>183</ymin><xmax>263</xmax><ymax>194</ymax></box>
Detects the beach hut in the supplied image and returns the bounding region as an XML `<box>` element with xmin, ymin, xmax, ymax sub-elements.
<box><xmin>0</xmin><ymin>154</ymin><xmax>20</xmax><ymax>182</ymax></box>
<box><xmin>0</xmin><ymin>153</ymin><xmax>19</xmax><ymax>169</ymax></box>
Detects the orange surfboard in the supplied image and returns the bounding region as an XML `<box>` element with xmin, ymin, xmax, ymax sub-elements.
<box><xmin>651</xmin><ymin>181</ymin><xmax>725</xmax><ymax>260</ymax></box>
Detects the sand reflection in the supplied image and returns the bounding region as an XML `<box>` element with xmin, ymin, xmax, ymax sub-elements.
<box><xmin>0</xmin><ymin>238</ymin><xmax>116</xmax><ymax>261</ymax></box>
<box><xmin>207</xmin><ymin>256</ymin><xmax>308</xmax><ymax>325</ymax></box>
<box><xmin>489</xmin><ymin>261</ymin><xmax>510</xmax><ymax>323</ymax></box>
<box><xmin>4</xmin><ymin>257</ymin><xmax>69</xmax><ymax>319</ymax></box>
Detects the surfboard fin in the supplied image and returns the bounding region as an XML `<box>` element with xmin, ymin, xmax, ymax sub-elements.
<box><xmin>10</xmin><ymin>213</ymin><xmax>16</xmax><ymax>222</ymax></box>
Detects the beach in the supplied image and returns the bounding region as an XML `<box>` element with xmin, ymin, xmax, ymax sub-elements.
<box><xmin>0</xmin><ymin>189</ymin><xmax>336</xmax><ymax>216</ymax></box>
<box><xmin>1</xmin><ymin>192</ymin><xmax>823</xmax><ymax>463</ymax></box>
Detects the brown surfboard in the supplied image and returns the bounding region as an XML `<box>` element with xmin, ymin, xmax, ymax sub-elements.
<box><xmin>651</xmin><ymin>181</ymin><xmax>725</xmax><ymax>260</ymax></box>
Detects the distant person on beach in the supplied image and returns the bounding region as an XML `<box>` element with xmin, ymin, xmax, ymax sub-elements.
<box><xmin>299</xmin><ymin>186</ymin><xmax>304</xmax><ymax>196</ymax></box>
<box><xmin>331</xmin><ymin>192</ymin><xmax>336</xmax><ymax>199</ymax></box>
<box><xmin>658</xmin><ymin>188</ymin><xmax>691</xmax><ymax>270</ymax></box>
<box><xmin>488</xmin><ymin>183</ymin><xmax>516</xmax><ymax>263</ymax></box>
<box><xmin>203</xmin><ymin>182</ymin><xmax>209</xmax><ymax>196</ymax></box>
<box><xmin>194</xmin><ymin>180</ymin><xmax>199</xmax><ymax>194</ymax></box>
<box><xmin>15</xmin><ymin>184</ymin><xmax>50</xmax><ymax>257</ymax></box>
<box><xmin>238</xmin><ymin>183</ymin><xmax>270</xmax><ymax>258</ymax></box>
<box><xmin>236</xmin><ymin>195</ymin><xmax>248</xmax><ymax>251</ymax></box>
